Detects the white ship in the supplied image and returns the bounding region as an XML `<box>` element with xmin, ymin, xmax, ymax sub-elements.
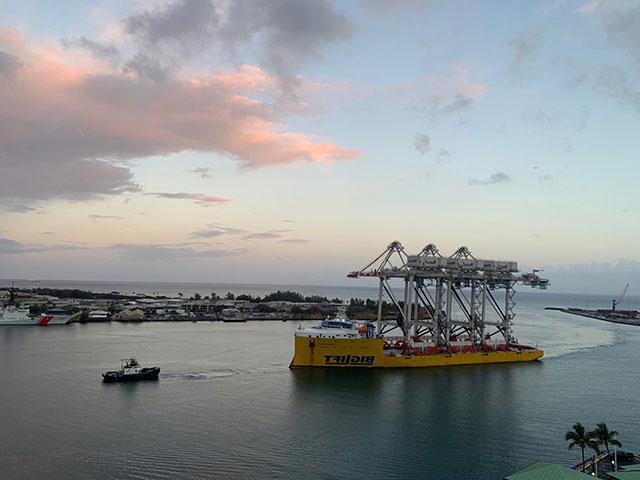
<box><xmin>40</xmin><ymin>307</ymin><xmax>77</xmax><ymax>325</ymax></box>
<box><xmin>0</xmin><ymin>287</ymin><xmax>75</xmax><ymax>326</ymax></box>
<box><xmin>87</xmin><ymin>310</ymin><xmax>109</xmax><ymax>321</ymax></box>
<box><xmin>0</xmin><ymin>287</ymin><xmax>37</xmax><ymax>325</ymax></box>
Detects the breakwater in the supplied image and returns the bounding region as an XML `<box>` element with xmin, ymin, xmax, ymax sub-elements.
<box><xmin>546</xmin><ymin>307</ymin><xmax>640</xmax><ymax>327</ymax></box>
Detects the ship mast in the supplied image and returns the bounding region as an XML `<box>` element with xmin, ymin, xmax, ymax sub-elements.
<box><xmin>348</xmin><ymin>242</ymin><xmax>549</xmax><ymax>349</ymax></box>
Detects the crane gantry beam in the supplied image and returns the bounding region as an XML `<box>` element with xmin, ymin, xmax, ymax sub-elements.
<box><xmin>347</xmin><ymin>241</ymin><xmax>408</xmax><ymax>278</ymax></box>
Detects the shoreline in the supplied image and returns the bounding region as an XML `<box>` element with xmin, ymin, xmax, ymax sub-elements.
<box><xmin>2</xmin><ymin>285</ymin><xmax>396</xmax><ymax>324</ymax></box>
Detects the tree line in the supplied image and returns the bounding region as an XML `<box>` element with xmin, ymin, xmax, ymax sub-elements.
<box><xmin>190</xmin><ymin>290</ymin><xmax>342</xmax><ymax>304</ymax></box>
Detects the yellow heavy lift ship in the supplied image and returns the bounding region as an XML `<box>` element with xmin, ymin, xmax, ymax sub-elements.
<box><xmin>290</xmin><ymin>242</ymin><xmax>548</xmax><ymax>368</ymax></box>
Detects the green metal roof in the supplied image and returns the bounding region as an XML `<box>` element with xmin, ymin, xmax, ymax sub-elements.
<box><xmin>607</xmin><ymin>472</ymin><xmax>640</xmax><ymax>480</ymax></box>
<box><xmin>504</xmin><ymin>462</ymin><xmax>595</xmax><ymax>480</ymax></box>
<box><xmin>620</xmin><ymin>465</ymin><xmax>640</xmax><ymax>472</ymax></box>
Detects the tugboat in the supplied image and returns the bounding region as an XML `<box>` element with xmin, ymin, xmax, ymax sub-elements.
<box><xmin>102</xmin><ymin>358</ymin><xmax>160</xmax><ymax>383</ymax></box>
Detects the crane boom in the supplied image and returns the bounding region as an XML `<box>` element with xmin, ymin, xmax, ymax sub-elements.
<box><xmin>612</xmin><ymin>283</ymin><xmax>630</xmax><ymax>311</ymax></box>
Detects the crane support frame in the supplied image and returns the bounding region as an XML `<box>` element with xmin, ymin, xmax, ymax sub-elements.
<box><xmin>348</xmin><ymin>241</ymin><xmax>549</xmax><ymax>350</ymax></box>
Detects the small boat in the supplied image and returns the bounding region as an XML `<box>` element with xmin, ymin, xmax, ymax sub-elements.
<box><xmin>88</xmin><ymin>310</ymin><xmax>110</xmax><ymax>321</ymax></box>
<box><xmin>220</xmin><ymin>308</ymin><xmax>245</xmax><ymax>322</ymax></box>
<box><xmin>102</xmin><ymin>358</ymin><xmax>160</xmax><ymax>383</ymax></box>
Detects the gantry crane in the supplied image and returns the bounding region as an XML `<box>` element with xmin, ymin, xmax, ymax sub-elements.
<box><xmin>348</xmin><ymin>241</ymin><xmax>549</xmax><ymax>348</ymax></box>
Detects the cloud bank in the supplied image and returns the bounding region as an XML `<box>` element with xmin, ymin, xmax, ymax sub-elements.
<box><xmin>119</xmin><ymin>0</ymin><xmax>354</xmax><ymax>91</ymax></box>
<box><xmin>413</xmin><ymin>133</ymin><xmax>431</xmax><ymax>155</ymax></box>
<box><xmin>508</xmin><ymin>30</ymin><xmax>544</xmax><ymax>71</ymax></box>
<box><xmin>110</xmin><ymin>243</ymin><xmax>247</xmax><ymax>261</ymax></box>
<box><xmin>0</xmin><ymin>14</ymin><xmax>360</xmax><ymax>205</ymax></box>
<box><xmin>147</xmin><ymin>192</ymin><xmax>230</xmax><ymax>206</ymax></box>
<box><xmin>468</xmin><ymin>172</ymin><xmax>513</xmax><ymax>186</ymax></box>
<box><xmin>88</xmin><ymin>214</ymin><xmax>125</xmax><ymax>220</ymax></box>
<box><xmin>0</xmin><ymin>237</ymin><xmax>80</xmax><ymax>254</ymax></box>
<box><xmin>406</xmin><ymin>64</ymin><xmax>488</xmax><ymax>120</ymax></box>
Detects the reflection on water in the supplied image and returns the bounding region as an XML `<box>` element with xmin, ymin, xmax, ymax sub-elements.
<box><xmin>102</xmin><ymin>380</ymin><xmax>161</xmax><ymax>405</ymax></box>
<box><xmin>287</xmin><ymin>363</ymin><xmax>549</xmax><ymax>478</ymax></box>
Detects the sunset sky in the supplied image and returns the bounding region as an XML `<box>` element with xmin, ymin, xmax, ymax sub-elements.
<box><xmin>1</xmin><ymin>0</ymin><xmax>639</xmax><ymax>293</ymax></box>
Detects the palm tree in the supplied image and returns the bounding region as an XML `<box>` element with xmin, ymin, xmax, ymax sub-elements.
<box><xmin>594</xmin><ymin>422</ymin><xmax>622</xmax><ymax>455</ymax></box>
<box><xmin>566</xmin><ymin>422</ymin><xmax>600</xmax><ymax>471</ymax></box>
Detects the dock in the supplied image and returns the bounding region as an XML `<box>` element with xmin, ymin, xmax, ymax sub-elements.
<box><xmin>573</xmin><ymin>450</ymin><xmax>640</xmax><ymax>478</ymax></box>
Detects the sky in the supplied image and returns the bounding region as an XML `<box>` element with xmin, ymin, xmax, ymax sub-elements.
<box><xmin>0</xmin><ymin>0</ymin><xmax>639</xmax><ymax>294</ymax></box>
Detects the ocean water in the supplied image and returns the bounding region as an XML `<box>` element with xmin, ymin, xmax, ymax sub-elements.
<box><xmin>1</xmin><ymin>281</ymin><xmax>639</xmax><ymax>479</ymax></box>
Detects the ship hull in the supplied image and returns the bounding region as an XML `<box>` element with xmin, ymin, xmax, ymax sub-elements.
<box><xmin>102</xmin><ymin>367</ymin><xmax>160</xmax><ymax>383</ymax></box>
<box><xmin>289</xmin><ymin>337</ymin><xmax>543</xmax><ymax>368</ymax></box>
<box><xmin>0</xmin><ymin>317</ymin><xmax>38</xmax><ymax>326</ymax></box>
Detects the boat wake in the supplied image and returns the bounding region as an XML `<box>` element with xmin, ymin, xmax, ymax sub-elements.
<box><xmin>164</xmin><ymin>370</ymin><xmax>236</xmax><ymax>381</ymax></box>
<box><xmin>516</xmin><ymin>309</ymin><xmax>619</xmax><ymax>359</ymax></box>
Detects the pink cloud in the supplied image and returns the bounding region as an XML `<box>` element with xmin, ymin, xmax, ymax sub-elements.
<box><xmin>419</xmin><ymin>64</ymin><xmax>487</xmax><ymax>106</ymax></box>
<box><xmin>577</xmin><ymin>0</ymin><xmax>606</xmax><ymax>14</ymax></box>
<box><xmin>394</xmin><ymin>63</ymin><xmax>489</xmax><ymax>119</ymax></box>
<box><xmin>0</xmin><ymin>28</ymin><xmax>361</xmax><ymax>202</ymax></box>
<box><xmin>148</xmin><ymin>192</ymin><xmax>230</xmax><ymax>206</ymax></box>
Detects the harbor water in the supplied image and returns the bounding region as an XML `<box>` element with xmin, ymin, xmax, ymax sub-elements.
<box><xmin>1</xmin><ymin>284</ymin><xmax>639</xmax><ymax>479</ymax></box>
